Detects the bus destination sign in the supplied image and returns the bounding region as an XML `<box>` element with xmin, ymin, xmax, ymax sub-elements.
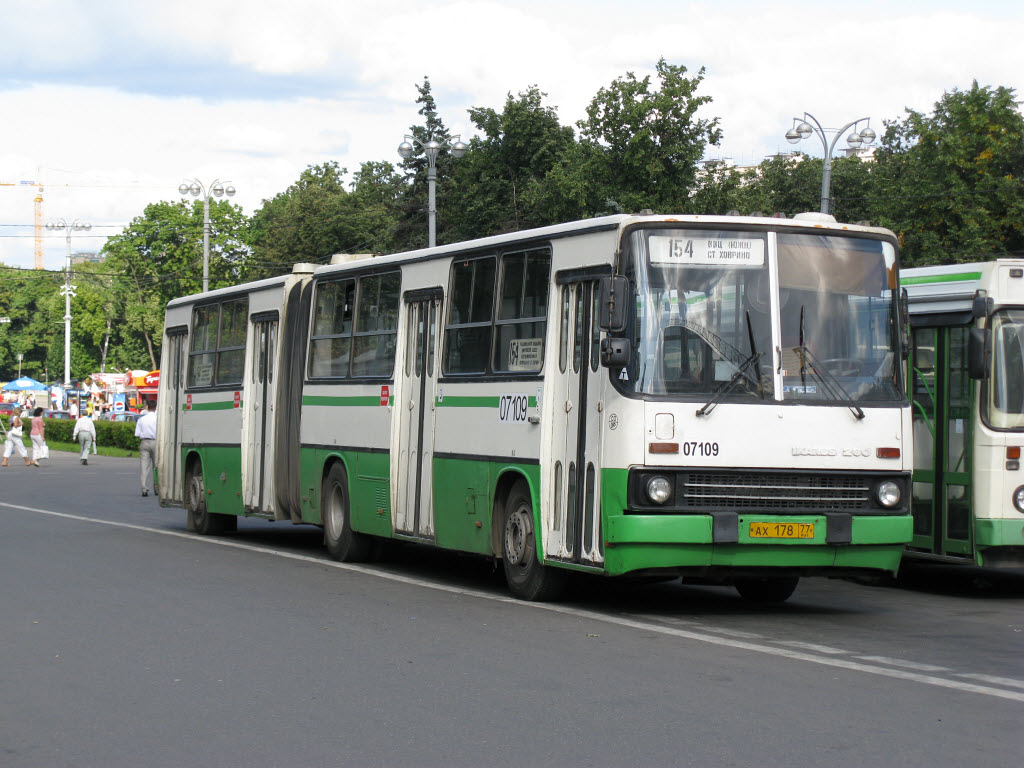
<box><xmin>650</xmin><ymin>234</ymin><xmax>764</xmax><ymax>267</ymax></box>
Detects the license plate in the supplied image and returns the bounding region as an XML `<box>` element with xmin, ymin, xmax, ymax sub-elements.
<box><xmin>749</xmin><ymin>522</ymin><xmax>815</xmax><ymax>539</ymax></box>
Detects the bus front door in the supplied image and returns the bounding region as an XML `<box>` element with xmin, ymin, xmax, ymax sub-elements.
<box><xmin>547</xmin><ymin>280</ymin><xmax>604</xmax><ymax>566</ymax></box>
<box><xmin>910</xmin><ymin>326</ymin><xmax>974</xmax><ymax>559</ymax></box>
<box><xmin>395</xmin><ymin>294</ymin><xmax>440</xmax><ymax>539</ymax></box>
<box><xmin>242</xmin><ymin>315</ymin><xmax>278</xmax><ymax>516</ymax></box>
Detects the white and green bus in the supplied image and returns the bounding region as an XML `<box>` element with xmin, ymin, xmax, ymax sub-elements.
<box><xmin>157</xmin><ymin>213</ymin><xmax>913</xmax><ymax>602</ymax></box>
<box><xmin>902</xmin><ymin>260</ymin><xmax>1024</xmax><ymax>569</ymax></box>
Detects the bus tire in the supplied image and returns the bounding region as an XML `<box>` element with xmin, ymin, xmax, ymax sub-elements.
<box><xmin>185</xmin><ymin>462</ymin><xmax>235</xmax><ymax>535</ymax></box>
<box><xmin>502</xmin><ymin>481</ymin><xmax>565</xmax><ymax>601</ymax></box>
<box><xmin>734</xmin><ymin>576</ymin><xmax>799</xmax><ymax>603</ymax></box>
<box><xmin>322</xmin><ymin>463</ymin><xmax>373</xmax><ymax>562</ymax></box>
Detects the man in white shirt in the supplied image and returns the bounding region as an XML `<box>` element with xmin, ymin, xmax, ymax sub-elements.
<box><xmin>72</xmin><ymin>413</ymin><xmax>97</xmax><ymax>465</ymax></box>
<box><xmin>134</xmin><ymin>400</ymin><xmax>158</xmax><ymax>497</ymax></box>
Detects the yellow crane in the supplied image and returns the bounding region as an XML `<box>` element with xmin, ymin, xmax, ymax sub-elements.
<box><xmin>0</xmin><ymin>179</ymin><xmax>46</xmax><ymax>269</ymax></box>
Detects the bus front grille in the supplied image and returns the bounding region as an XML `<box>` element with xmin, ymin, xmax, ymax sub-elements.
<box><xmin>681</xmin><ymin>472</ymin><xmax>872</xmax><ymax>512</ymax></box>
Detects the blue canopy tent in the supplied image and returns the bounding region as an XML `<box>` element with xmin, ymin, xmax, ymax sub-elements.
<box><xmin>2</xmin><ymin>377</ymin><xmax>48</xmax><ymax>391</ymax></box>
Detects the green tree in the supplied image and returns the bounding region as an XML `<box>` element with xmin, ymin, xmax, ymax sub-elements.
<box><xmin>446</xmin><ymin>86</ymin><xmax>578</xmax><ymax>240</ymax></box>
<box><xmin>577</xmin><ymin>58</ymin><xmax>722</xmax><ymax>214</ymax></box>
<box><xmin>247</xmin><ymin>160</ymin><xmax>402</xmax><ymax>279</ymax></box>
<box><xmin>0</xmin><ymin>267</ymin><xmax>61</xmax><ymax>382</ymax></box>
<box><xmin>871</xmin><ymin>81</ymin><xmax>1024</xmax><ymax>265</ymax></box>
<box><xmin>102</xmin><ymin>198</ymin><xmax>249</xmax><ymax>369</ymax></box>
<box><xmin>393</xmin><ymin>77</ymin><xmax>464</xmax><ymax>249</ymax></box>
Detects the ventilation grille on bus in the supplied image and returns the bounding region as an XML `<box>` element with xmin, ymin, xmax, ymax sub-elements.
<box><xmin>681</xmin><ymin>472</ymin><xmax>872</xmax><ymax>512</ymax></box>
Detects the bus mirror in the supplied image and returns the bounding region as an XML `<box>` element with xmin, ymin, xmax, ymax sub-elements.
<box><xmin>598</xmin><ymin>275</ymin><xmax>629</xmax><ymax>333</ymax></box>
<box><xmin>972</xmin><ymin>294</ymin><xmax>993</xmax><ymax>319</ymax></box>
<box><xmin>600</xmin><ymin>337</ymin><xmax>631</xmax><ymax>368</ymax></box>
<box><xmin>901</xmin><ymin>288</ymin><xmax>910</xmax><ymax>360</ymax></box>
<box><xmin>967</xmin><ymin>327</ymin><xmax>990</xmax><ymax>380</ymax></box>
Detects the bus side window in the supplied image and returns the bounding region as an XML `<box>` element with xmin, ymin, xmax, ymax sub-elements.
<box><xmin>494</xmin><ymin>248</ymin><xmax>550</xmax><ymax>373</ymax></box>
<box><xmin>444</xmin><ymin>256</ymin><xmax>496</xmax><ymax>374</ymax></box>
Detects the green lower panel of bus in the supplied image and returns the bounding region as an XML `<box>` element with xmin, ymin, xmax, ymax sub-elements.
<box><xmin>975</xmin><ymin>519</ymin><xmax>1024</xmax><ymax>568</ymax></box>
<box><xmin>298</xmin><ymin>447</ymin><xmax>394</xmax><ymax>537</ymax></box>
<box><xmin>431</xmin><ymin>457</ymin><xmax>541</xmax><ymax>555</ymax></box>
<box><xmin>183</xmin><ymin>445</ymin><xmax>243</xmax><ymax>516</ymax></box>
<box><xmin>598</xmin><ymin>468</ymin><xmax>911</xmax><ymax>576</ymax></box>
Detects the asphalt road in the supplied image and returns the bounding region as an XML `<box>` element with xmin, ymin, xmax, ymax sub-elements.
<box><xmin>1</xmin><ymin>451</ymin><xmax>1022</xmax><ymax>767</ymax></box>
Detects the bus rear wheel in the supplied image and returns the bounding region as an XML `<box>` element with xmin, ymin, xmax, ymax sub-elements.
<box><xmin>734</xmin><ymin>576</ymin><xmax>799</xmax><ymax>603</ymax></box>
<box><xmin>502</xmin><ymin>481</ymin><xmax>565</xmax><ymax>601</ymax></box>
<box><xmin>186</xmin><ymin>462</ymin><xmax>235</xmax><ymax>535</ymax></box>
<box><xmin>322</xmin><ymin>463</ymin><xmax>373</xmax><ymax>562</ymax></box>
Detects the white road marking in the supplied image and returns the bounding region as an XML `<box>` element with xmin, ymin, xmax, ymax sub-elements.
<box><xmin>957</xmin><ymin>673</ymin><xmax>1024</xmax><ymax>689</ymax></box>
<box><xmin>5</xmin><ymin>501</ymin><xmax>1024</xmax><ymax>704</ymax></box>
<box><xmin>855</xmin><ymin>656</ymin><xmax>951</xmax><ymax>672</ymax></box>
<box><xmin>776</xmin><ymin>640</ymin><xmax>850</xmax><ymax>655</ymax></box>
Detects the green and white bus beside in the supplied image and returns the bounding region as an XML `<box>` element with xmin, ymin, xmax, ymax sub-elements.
<box><xmin>157</xmin><ymin>213</ymin><xmax>914</xmax><ymax>601</ymax></box>
<box><xmin>902</xmin><ymin>259</ymin><xmax>1024</xmax><ymax>569</ymax></box>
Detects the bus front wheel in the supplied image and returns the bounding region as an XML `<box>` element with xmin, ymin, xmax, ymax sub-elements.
<box><xmin>186</xmin><ymin>462</ymin><xmax>235</xmax><ymax>535</ymax></box>
<box><xmin>502</xmin><ymin>481</ymin><xmax>565</xmax><ymax>601</ymax></box>
<box><xmin>322</xmin><ymin>463</ymin><xmax>373</xmax><ymax>562</ymax></box>
<box><xmin>734</xmin><ymin>576</ymin><xmax>799</xmax><ymax>603</ymax></box>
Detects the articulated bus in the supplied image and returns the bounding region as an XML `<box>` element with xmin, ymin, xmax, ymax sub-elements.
<box><xmin>157</xmin><ymin>213</ymin><xmax>913</xmax><ymax>602</ymax></box>
<box><xmin>902</xmin><ymin>260</ymin><xmax>1024</xmax><ymax>569</ymax></box>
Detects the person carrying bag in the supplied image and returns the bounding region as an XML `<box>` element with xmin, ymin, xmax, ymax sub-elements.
<box><xmin>2</xmin><ymin>407</ymin><xmax>32</xmax><ymax>467</ymax></box>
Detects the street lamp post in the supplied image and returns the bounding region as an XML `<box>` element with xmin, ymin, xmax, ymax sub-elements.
<box><xmin>45</xmin><ymin>217</ymin><xmax>91</xmax><ymax>391</ymax></box>
<box><xmin>397</xmin><ymin>135</ymin><xmax>468</xmax><ymax>248</ymax></box>
<box><xmin>178</xmin><ymin>178</ymin><xmax>236</xmax><ymax>293</ymax></box>
<box><xmin>785</xmin><ymin>112</ymin><xmax>876</xmax><ymax>215</ymax></box>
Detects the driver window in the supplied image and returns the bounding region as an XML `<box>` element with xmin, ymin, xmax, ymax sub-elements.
<box><xmin>659</xmin><ymin>326</ymin><xmax>708</xmax><ymax>392</ymax></box>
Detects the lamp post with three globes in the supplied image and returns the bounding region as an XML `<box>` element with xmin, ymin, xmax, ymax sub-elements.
<box><xmin>785</xmin><ymin>113</ymin><xmax>876</xmax><ymax>215</ymax></box>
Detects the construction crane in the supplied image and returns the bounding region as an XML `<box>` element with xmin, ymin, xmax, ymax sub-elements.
<box><xmin>0</xmin><ymin>179</ymin><xmax>46</xmax><ymax>269</ymax></box>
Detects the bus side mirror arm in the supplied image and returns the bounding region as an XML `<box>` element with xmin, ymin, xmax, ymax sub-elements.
<box><xmin>967</xmin><ymin>327</ymin><xmax>990</xmax><ymax>380</ymax></box>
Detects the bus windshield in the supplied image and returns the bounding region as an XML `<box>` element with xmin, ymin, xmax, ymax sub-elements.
<box><xmin>624</xmin><ymin>228</ymin><xmax>773</xmax><ymax>398</ymax></box>
<box><xmin>777</xmin><ymin>233</ymin><xmax>902</xmax><ymax>404</ymax></box>
<box><xmin>987</xmin><ymin>308</ymin><xmax>1024</xmax><ymax>429</ymax></box>
<box><xmin>622</xmin><ymin>227</ymin><xmax>902</xmax><ymax>404</ymax></box>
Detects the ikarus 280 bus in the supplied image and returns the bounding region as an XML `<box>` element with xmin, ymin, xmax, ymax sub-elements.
<box><xmin>157</xmin><ymin>213</ymin><xmax>914</xmax><ymax>602</ymax></box>
<box><xmin>902</xmin><ymin>260</ymin><xmax>1024</xmax><ymax>569</ymax></box>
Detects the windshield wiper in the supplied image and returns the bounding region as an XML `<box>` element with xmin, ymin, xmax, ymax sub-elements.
<box><xmin>697</xmin><ymin>311</ymin><xmax>765</xmax><ymax>417</ymax></box>
<box><xmin>794</xmin><ymin>344</ymin><xmax>866</xmax><ymax>420</ymax></box>
<box><xmin>795</xmin><ymin>305</ymin><xmax>864</xmax><ymax>420</ymax></box>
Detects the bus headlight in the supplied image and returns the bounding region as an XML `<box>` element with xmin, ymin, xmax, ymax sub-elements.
<box><xmin>646</xmin><ymin>476</ymin><xmax>673</xmax><ymax>505</ymax></box>
<box><xmin>876</xmin><ymin>480</ymin><xmax>901</xmax><ymax>508</ymax></box>
<box><xmin>1013</xmin><ymin>486</ymin><xmax>1024</xmax><ymax>513</ymax></box>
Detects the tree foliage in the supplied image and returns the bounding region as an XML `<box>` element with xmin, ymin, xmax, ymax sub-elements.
<box><xmin>6</xmin><ymin>67</ymin><xmax>1022</xmax><ymax>383</ymax></box>
<box><xmin>870</xmin><ymin>80</ymin><xmax>1024</xmax><ymax>265</ymax></box>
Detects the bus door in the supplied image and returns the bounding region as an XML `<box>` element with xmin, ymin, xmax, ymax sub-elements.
<box><xmin>548</xmin><ymin>279</ymin><xmax>604</xmax><ymax>565</ymax></box>
<box><xmin>243</xmin><ymin>314</ymin><xmax>278</xmax><ymax>516</ymax></box>
<box><xmin>395</xmin><ymin>290</ymin><xmax>441</xmax><ymax>538</ymax></box>
<box><xmin>159</xmin><ymin>328</ymin><xmax>187</xmax><ymax>505</ymax></box>
<box><xmin>910</xmin><ymin>326</ymin><xmax>974</xmax><ymax>557</ymax></box>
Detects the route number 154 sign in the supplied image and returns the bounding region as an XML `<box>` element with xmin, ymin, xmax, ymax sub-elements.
<box><xmin>649</xmin><ymin>233</ymin><xmax>764</xmax><ymax>267</ymax></box>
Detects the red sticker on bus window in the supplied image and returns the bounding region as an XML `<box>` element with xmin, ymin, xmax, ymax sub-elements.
<box><xmin>233</xmin><ymin>391</ymin><xmax>240</xmax><ymax>409</ymax></box>
<box><xmin>380</xmin><ymin>385</ymin><xmax>390</xmax><ymax>407</ymax></box>
<box><xmin>186</xmin><ymin>394</ymin><xmax>192</xmax><ymax>411</ymax></box>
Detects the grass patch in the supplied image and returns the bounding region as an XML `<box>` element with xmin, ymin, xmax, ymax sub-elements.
<box><xmin>9</xmin><ymin>438</ymin><xmax>137</xmax><ymax>459</ymax></box>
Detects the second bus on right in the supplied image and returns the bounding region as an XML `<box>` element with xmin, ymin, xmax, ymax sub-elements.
<box><xmin>902</xmin><ymin>259</ymin><xmax>1024</xmax><ymax>569</ymax></box>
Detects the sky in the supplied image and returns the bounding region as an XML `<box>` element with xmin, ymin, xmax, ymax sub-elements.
<box><xmin>1</xmin><ymin>0</ymin><xmax>1022</xmax><ymax>270</ymax></box>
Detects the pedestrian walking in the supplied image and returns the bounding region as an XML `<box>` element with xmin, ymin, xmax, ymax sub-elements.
<box><xmin>2</xmin><ymin>407</ymin><xmax>32</xmax><ymax>467</ymax></box>
<box><xmin>135</xmin><ymin>400</ymin><xmax>157</xmax><ymax>497</ymax></box>
<box><xmin>29</xmin><ymin>407</ymin><xmax>45</xmax><ymax>467</ymax></box>
<box><xmin>72</xmin><ymin>413</ymin><xmax>97</xmax><ymax>465</ymax></box>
